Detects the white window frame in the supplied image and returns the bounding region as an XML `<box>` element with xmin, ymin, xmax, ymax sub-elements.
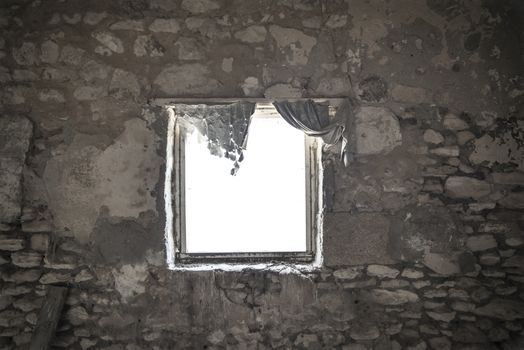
<box><xmin>154</xmin><ymin>98</ymin><xmax>343</xmax><ymax>268</ymax></box>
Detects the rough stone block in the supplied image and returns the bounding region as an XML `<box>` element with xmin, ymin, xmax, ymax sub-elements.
<box><xmin>323</xmin><ymin>213</ymin><xmax>393</xmax><ymax>266</ymax></box>
<box><xmin>0</xmin><ymin>116</ymin><xmax>32</xmax><ymax>223</ymax></box>
<box><xmin>354</xmin><ymin>107</ymin><xmax>402</xmax><ymax>156</ymax></box>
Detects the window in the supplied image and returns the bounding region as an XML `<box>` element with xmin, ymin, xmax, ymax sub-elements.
<box><xmin>171</xmin><ymin>103</ymin><xmax>321</xmax><ymax>264</ymax></box>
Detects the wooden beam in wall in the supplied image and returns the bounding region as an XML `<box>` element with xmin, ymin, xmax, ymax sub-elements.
<box><xmin>29</xmin><ymin>285</ymin><xmax>68</xmax><ymax>350</ymax></box>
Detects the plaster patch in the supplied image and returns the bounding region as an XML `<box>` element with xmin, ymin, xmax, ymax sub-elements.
<box><xmin>112</xmin><ymin>263</ymin><xmax>148</xmax><ymax>300</ymax></box>
<box><xmin>44</xmin><ymin>119</ymin><xmax>162</xmax><ymax>242</ymax></box>
<box><xmin>269</xmin><ymin>25</ymin><xmax>317</xmax><ymax>66</ymax></box>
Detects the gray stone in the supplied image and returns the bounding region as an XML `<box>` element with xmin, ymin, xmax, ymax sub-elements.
<box><xmin>479</xmin><ymin>252</ymin><xmax>500</xmax><ymax>265</ymax></box>
<box><xmin>181</xmin><ymin>0</ymin><xmax>220</xmax><ymax>13</ymax></box>
<box><xmin>357</xmin><ymin>75</ymin><xmax>388</xmax><ymax>103</ymax></box>
<box><xmin>423</xmin><ymin>252</ymin><xmax>460</xmax><ymax>275</ymax></box>
<box><xmin>367</xmin><ymin>265</ymin><xmax>399</xmax><ymax>278</ymax></box>
<box><xmin>324</xmin><ymin>213</ymin><xmax>393</xmax><ymax>266</ymax></box>
<box><xmin>80</xmin><ymin>60</ymin><xmax>110</xmax><ymax>81</ymax></box>
<box><xmin>13</xmin><ymin>297</ymin><xmax>42</xmax><ymax>312</ymax></box>
<box><xmin>423</xmin><ymin>129</ymin><xmax>444</xmax><ymax>144</ymax></box>
<box><xmin>354</xmin><ymin>107</ymin><xmax>402</xmax><ymax>155</ymax></box>
<box><xmin>367</xmin><ymin>289</ymin><xmax>419</xmax><ymax>305</ymax></box>
<box><xmin>401</xmin><ymin>268</ymin><xmax>424</xmax><ymax>279</ymax></box>
<box><xmin>264</xmin><ymin>83</ymin><xmax>303</xmax><ymax>98</ymax></box>
<box><xmin>3</xmin><ymin>269</ymin><xmax>42</xmax><ymax>283</ymax></box>
<box><xmin>426</xmin><ymin>311</ymin><xmax>456</xmax><ymax>322</ymax></box>
<box><xmin>445</xmin><ymin>176</ymin><xmax>491</xmax><ymax>199</ymax></box>
<box><xmin>133</xmin><ymin>35</ymin><xmax>164</xmax><ymax>57</ymax></box>
<box><xmin>73</xmin><ymin>86</ymin><xmax>107</xmax><ymax>101</ymax></box>
<box><xmin>59</xmin><ymin>45</ymin><xmax>85</xmax><ymax>65</ymax></box>
<box><xmin>0</xmin><ymin>237</ymin><xmax>25</xmax><ymax>251</ymax></box>
<box><xmin>0</xmin><ymin>116</ymin><xmax>32</xmax><ymax>223</ymax></box>
<box><xmin>39</xmin><ymin>272</ymin><xmax>71</xmax><ymax>284</ymax></box>
<box><xmin>40</xmin><ymin>40</ymin><xmax>59</xmax><ymax>63</ymax></box>
<box><xmin>92</xmin><ymin>32</ymin><xmax>124</xmax><ymax>53</ymax></box>
<box><xmin>380</xmin><ymin>279</ymin><xmax>410</xmax><ymax>288</ymax></box>
<box><xmin>428</xmin><ymin>337</ymin><xmax>451</xmax><ymax>350</ymax></box>
<box><xmin>0</xmin><ymin>296</ymin><xmax>13</xmax><ymax>310</ymax></box>
<box><xmin>349</xmin><ymin>325</ymin><xmax>379</xmax><ymax>340</ymax></box>
<box><xmin>315</xmin><ymin>77</ymin><xmax>350</xmax><ymax>95</ymax></box>
<box><xmin>38</xmin><ymin>89</ymin><xmax>65</xmax><ymax>103</ymax></box>
<box><xmin>499</xmin><ymin>192</ymin><xmax>524</xmax><ymax>209</ymax></box>
<box><xmin>443</xmin><ymin>113</ymin><xmax>469</xmax><ymax>130</ymax></box>
<box><xmin>325</xmin><ymin>15</ymin><xmax>347</xmax><ymax>28</ymax></box>
<box><xmin>234</xmin><ymin>25</ymin><xmax>267</xmax><ymax>43</ymax></box>
<box><xmin>221</xmin><ymin>57</ymin><xmax>233</xmax><ymax>72</ymax></box>
<box><xmin>471</xmin><ymin>287</ymin><xmax>492</xmax><ymax>303</ymax></box>
<box><xmin>390</xmin><ymin>206</ymin><xmax>461</xmax><ymax>262</ymax></box>
<box><xmin>488</xmin><ymin>327</ymin><xmax>509</xmax><ymax>342</ymax></box>
<box><xmin>109</xmin><ymin>19</ymin><xmax>144</xmax><ymax>31</ymax></box>
<box><xmin>13</xmin><ymin>42</ymin><xmax>37</xmax><ymax>65</ymax></box>
<box><xmin>506</xmin><ymin>237</ymin><xmax>523</xmax><ymax>247</ymax></box>
<box><xmin>452</xmin><ymin>324</ymin><xmax>487</xmax><ymax>343</ymax></box>
<box><xmin>450</xmin><ymin>301</ymin><xmax>475</xmax><ymax>312</ymax></box>
<box><xmin>109</xmin><ymin>69</ymin><xmax>140</xmax><ymax>101</ymax></box>
<box><xmin>502</xmin><ymin>255</ymin><xmax>524</xmax><ymax>268</ymax></box>
<box><xmin>495</xmin><ymin>286</ymin><xmax>517</xmax><ymax>296</ymax></box>
<box><xmin>429</xmin><ymin>146</ymin><xmax>459</xmax><ymax>157</ymax></box>
<box><xmin>492</xmin><ymin>172</ymin><xmax>524</xmax><ymax>185</ymax></box>
<box><xmin>470</xmin><ymin>133</ymin><xmax>524</xmax><ymax>172</ymax></box>
<box><xmin>83</xmin><ymin>12</ymin><xmax>107</xmax><ymax>25</ymax></box>
<box><xmin>241</xmin><ymin>76</ymin><xmax>263</xmax><ymax>96</ymax></box>
<box><xmin>473</xmin><ymin>299</ymin><xmax>524</xmax><ymax>320</ymax></box>
<box><xmin>343</xmin><ymin>278</ymin><xmax>376</xmax><ymax>289</ymax></box>
<box><xmin>149</xmin><ymin>18</ymin><xmax>180</xmax><ymax>33</ymax></box>
<box><xmin>466</xmin><ymin>235</ymin><xmax>497</xmax><ymax>251</ymax></box>
<box><xmin>457</xmin><ymin>130</ymin><xmax>475</xmax><ymax>145</ymax></box>
<box><xmin>174</xmin><ymin>37</ymin><xmax>204</xmax><ymax>60</ymax></box>
<box><xmin>10</xmin><ymin>251</ymin><xmax>42</xmax><ymax>268</ymax></box>
<box><xmin>333</xmin><ymin>267</ymin><xmax>362</xmax><ymax>280</ymax></box>
<box><xmin>269</xmin><ymin>25</ymin><xmax>317</xmax><ymax>66</ymax></box>
<box><xmin>154</xmin><ymin>63</ymin><xmax>220</xmax><ymax>95</ymax></box>
<box><xmin>66</xmin><ymin>306</ymin><xmax>89</xmax><ymax>326</ymax></box>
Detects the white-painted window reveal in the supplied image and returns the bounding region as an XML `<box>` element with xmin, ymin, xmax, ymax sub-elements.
<box><xmin>184</xmin><ymin>109</ymin><xmax>308</xmax><ymax>253</ymax></box>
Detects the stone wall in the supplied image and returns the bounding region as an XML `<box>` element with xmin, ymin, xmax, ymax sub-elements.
<box><xmin>0</xmin><ymin>0</ymin><xmax>523</xmax><ymax>349</ymax></box>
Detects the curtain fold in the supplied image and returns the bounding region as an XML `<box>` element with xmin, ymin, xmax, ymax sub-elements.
<box><xmin>173</xmin><ymin>101</ymin><xmax>256</xmax><ymax>174</ymax></box>
<box><xmin>273</xmin><ymin>99</ymin><xmax>352</xmax><ymax>165</ymax></box>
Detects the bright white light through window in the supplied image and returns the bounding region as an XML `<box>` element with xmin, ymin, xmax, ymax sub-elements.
<box><xmin>184</xmin><ymin>108</ymin><xmax>307</xmax><ymax>253</ymax></box>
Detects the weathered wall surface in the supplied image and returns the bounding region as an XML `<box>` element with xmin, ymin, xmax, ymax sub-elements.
<box><xmin>0</xmin><ymin>0</ymin><xmax>523</xmax><ymax>349</ymax></box>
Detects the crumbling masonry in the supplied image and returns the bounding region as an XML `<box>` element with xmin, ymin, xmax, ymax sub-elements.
<box><xmin>0</xmin><ymin>0</ymin><xmax>524</xmax><ymax>349</ymax></box>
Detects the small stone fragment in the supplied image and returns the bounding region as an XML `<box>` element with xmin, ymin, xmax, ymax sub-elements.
<box><xmin>445</xmin><ymin>176</ymin><xmax>491</xmax><ymax>199</ymax></box>
<box><xmin>10</xmin><ymin>251</ymin><xmax>42</xmax><ymax>267</ymax></box>
<box><xmin>73</xmin><ymin>86</ymin><xmax>107</xmax><ymax>101</ymax></box>
<box><xmin>367</xmin><ymin>265</ymin><xmax>400</xmax><ymax>278</ymax></box>
<box><xmin>430</xmin><ymin>146</ymin><xmax>459</xmax><ymax>157</ymax></box>
<box><xmin>59</xmin><ymin>45</ymin><xmax>85</xmax><ymax>65</ymax></box>
<box><xmin>149</xmin><ymin>18</ymin><xmax>180</xmax><ymax>33</ymax></box>
<box><xmin>349</xmin><ymin>325</ymin><xmax>379</xmax><ymax>340</ymax></box>
<box><xmin>109</xmin><ymin>69</ymin><xmax>140</xmax><ymax>101</ymax></box>
<box><xmin>40</xmin><ymin>40</ymin><xmax>59</xmax><ymax>63</ymax></box>
<box><xmin>368</xmin><ymin>289</ymin><xmax>419</xmax><ymax>305</ymax></box>
<box><xmin>109</xmin><ymin>20</ymin><xmax>144</xmax><ymax>31</ymax></box>
<box><xmin>401</xmin><ymin>268</ymin><xmax>424</xmax><ymax>279</ymax></box>
<box><xmin>181</xmin><ymin>0</ymin><xmax>220</xmax><ymax>13</ymax></box>
<box><xmin>235</xmin><ymin>25</ymin><xmax>267</xmax><ymax>43</ymax></box>
<box><xmin>423</xmin><ymin>129</ymin><xmax>444</xmax><ymax>144</ymax></box>
<box><xmin>13</xmin><ymin>42</ymin><xmax>37</xmax><ymax>65</ymax></box>
<box><xmin>466</xmin><ymin>235</ymin><xmax>497</xmax><ymax>252</ymax></box>
<box><xmin>92</xmin><ymin>32</ymin><xmax>124</xmax><ymax>53</ymax></box>
<box><xmin>333</xmin><ymin>267</ymin><xmax>362</xmax><ymax>280</ymax></box>
<box><xmin>443</xmin><ymin>113</ymin><xmax>469</xmax><ymax>131</ymax></box>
